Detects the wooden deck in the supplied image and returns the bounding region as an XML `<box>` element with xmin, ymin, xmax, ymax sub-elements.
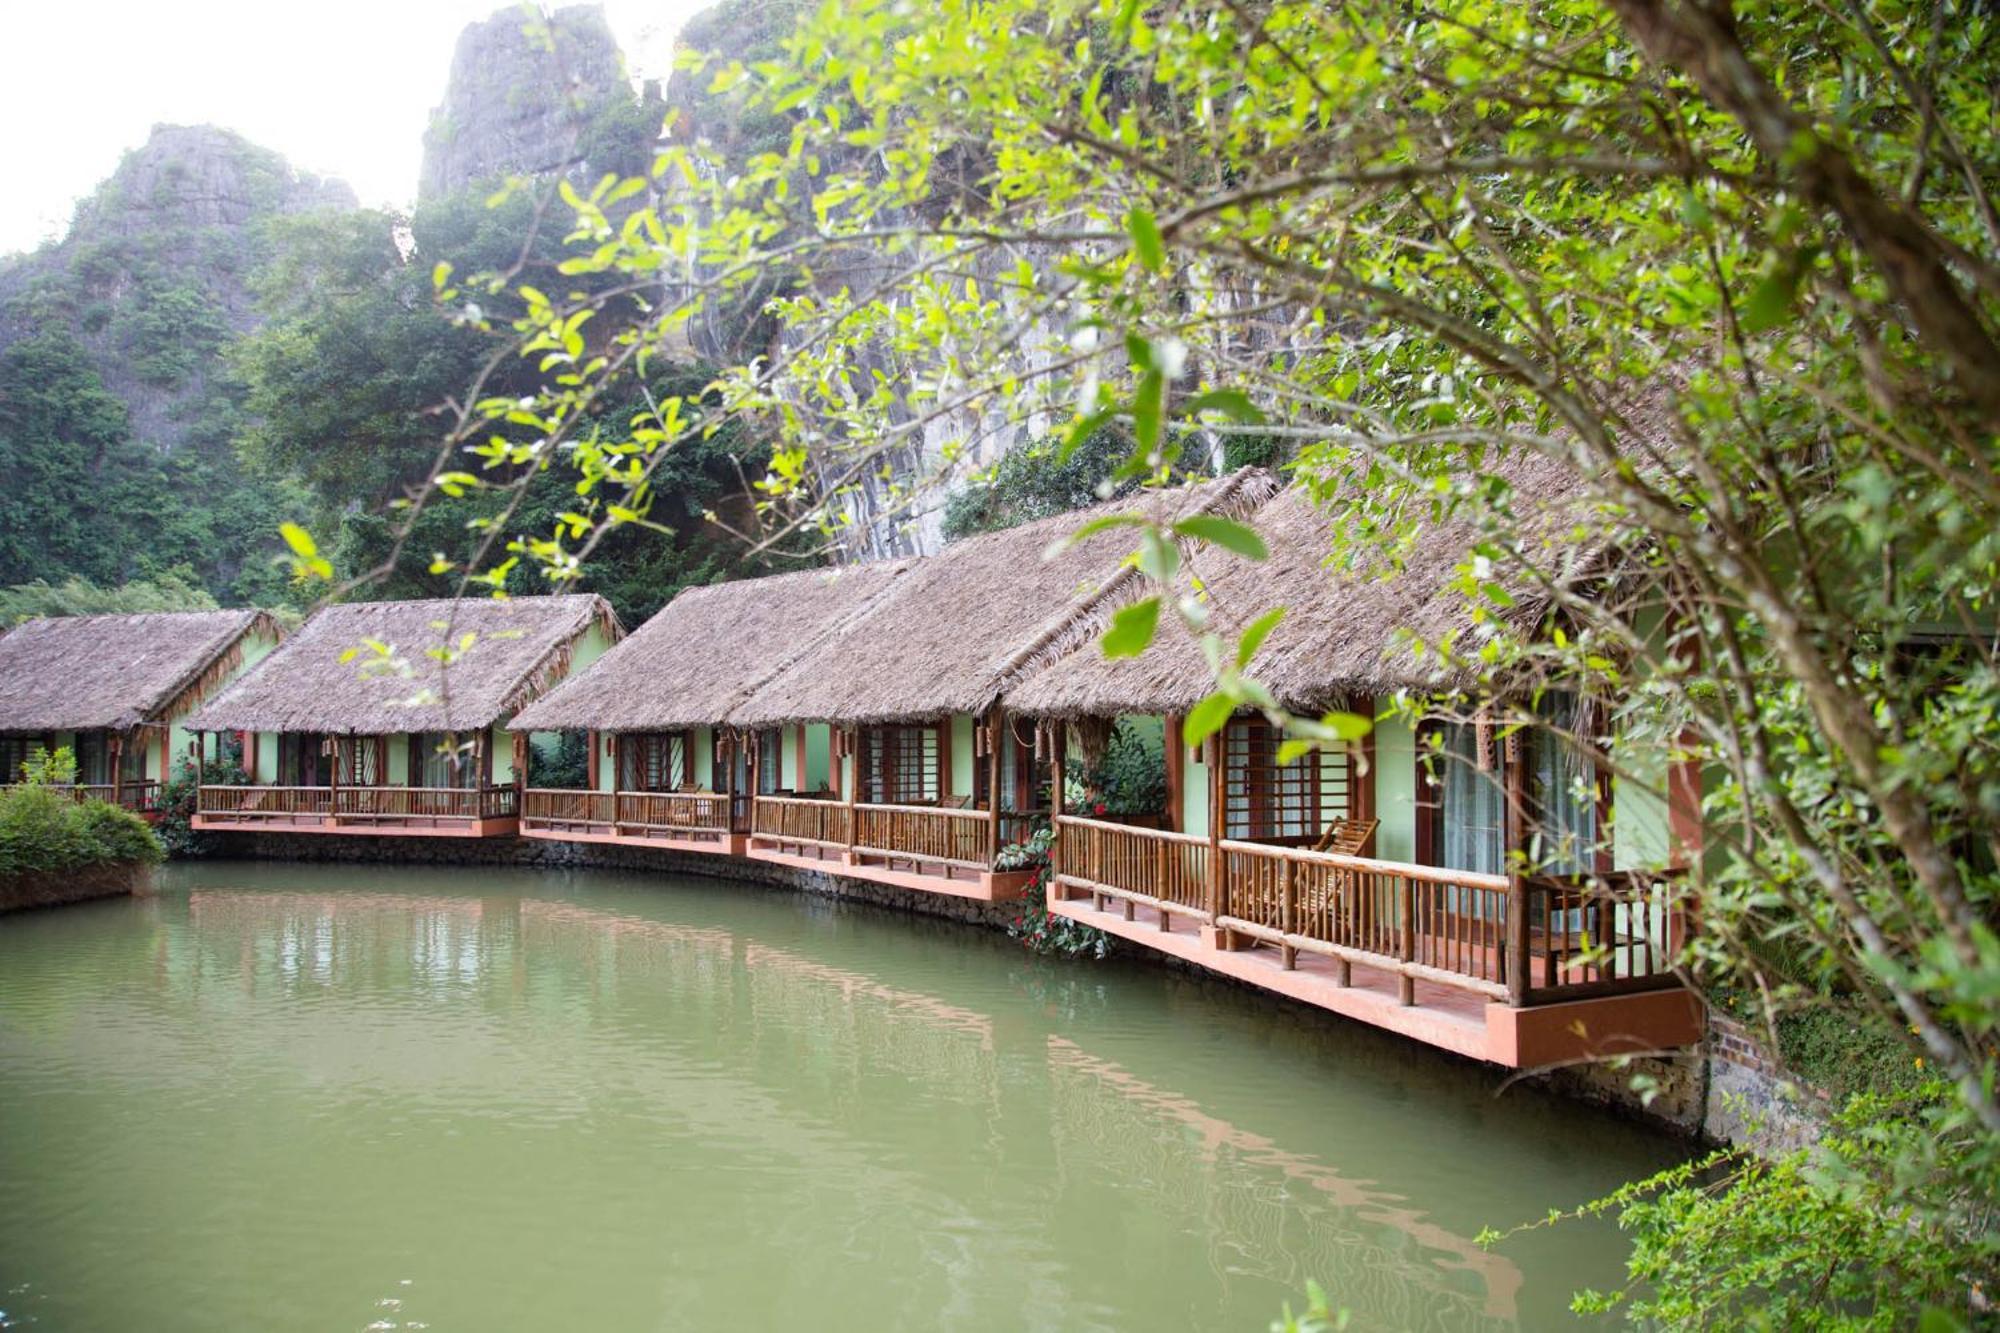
<box><xmin>518</xmin><ymin>788</ymin><xmax>746</xmax><ymax>856</ymax></box>
<box><xmin>193</xmin><ymin>785</ymin><xmax>520</xmax><ymax>838</ymax></box>
<box><xmin>746</xmin><ymin>795</ymin><xmax>1035</xmax><ymax>902</ymax></box>
<box><xmin>1050</xmin><ymin>814</ymin><xmax>1701</xmax><ymax>1067</ymax></box>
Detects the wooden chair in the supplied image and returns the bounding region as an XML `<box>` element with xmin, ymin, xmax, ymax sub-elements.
<box><xmin>1311</xmin><ymin>818</ymin><xmax>1378</xmax><ymax>857</ymax></box>
<box><xmin>940</xmin><ymin>793</ymin><xmax>972</xmax><ymax>810</ymax></box>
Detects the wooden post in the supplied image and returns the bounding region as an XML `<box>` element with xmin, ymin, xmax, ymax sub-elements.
<box><xmin>1048</xmin><ymin>721</ymin><xmax>1066</xmax><ymax>899</ymax></box>
<box><xmin>1280</xmin><ymin>857</ymin><xmax>1297</xmax><ymax>970</ymax></box>
<box><xmin>843</xmin><ymin>726</ymin><xmax>859</xmax><ymax>860</ymax></box>
<box><xmin>1504</xmin><ymin>722</ymin><xmax>1531</xmax><ymax>1006</ymax></box>
<box><xmin>1396</xmin><ymin>871</ymin><xmax>1417</xmax><ymax>1005</ymax></box>
<box><xmin>586</xmin><ymin>729</ymin><xmax>600</xmax><ymax>792</ymax></box>
<box><xmin>511</xmin><ymin>731</ymin><xmax>529</xmax><ymax>798</ymax></box>
<box><xmin>747</xmin><ymin>731</ymin><xmax>760</xmax><ymax>827</ymax></box>
<box><xmin>328</xmin><ymin>735</ymin><xmax>343</xmax><ymax>826</ymax></box>
<box><xmin>195</xmin><ymin>730</ymin><xmax>207</xmax><ymax>810</ymax></box>
<box><xmin>985</xmin><ymin>709</ymin><xmax>1003</xmax><ymax>866</ymax></box>
<box><xmin>1163</xmin><ymin>714</ymin><xmax>1184</xmax><ymax>832</ymax></box>
<box><xmin>1206</xmin><ymin>732</ymin><xmax>1226</xmax><ymax>932</ymax></box>
<box><xmin>1353</xmin><ymin>696</ymin><xmax>1378</xmax><ymax>855</ymax></box>
<box><xmin>608</xmin><ymin>733</ymin><xmax>623</xmax><ymax>833</ymax></box>
<box><xmin>109</xmin><ymin>732</ymin><xmax>124</xmax><ymax>810</ymax></box>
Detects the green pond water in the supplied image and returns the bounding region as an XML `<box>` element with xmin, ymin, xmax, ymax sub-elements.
<box><xmin>0</xmin><ymin>862</ymin><xmax>1684</xmax><ymax>1331</ymax></box>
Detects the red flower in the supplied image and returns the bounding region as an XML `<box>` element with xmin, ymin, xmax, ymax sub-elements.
<box><xmin>1092</xmin><ymin>802</ymin><xmax>1107</xmax><ymax>815</ymax></box>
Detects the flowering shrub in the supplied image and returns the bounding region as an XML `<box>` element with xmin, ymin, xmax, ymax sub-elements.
<box><xmin>1000</xmin><ymin>830</ymin><xmax>1110</xmax><ymax>960</ymax></box>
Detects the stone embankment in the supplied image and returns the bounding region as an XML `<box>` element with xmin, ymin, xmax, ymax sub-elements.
<box><xmin>1</xmin><ymin>861</ymin><xmax>155</xmax><ymax>913</ymax></box>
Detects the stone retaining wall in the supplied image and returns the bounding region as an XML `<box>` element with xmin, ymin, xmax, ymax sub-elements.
<box><xmin>0</xmin><ymin>859</ymin><xmax>154</xmax><ymax>913</ymax></box>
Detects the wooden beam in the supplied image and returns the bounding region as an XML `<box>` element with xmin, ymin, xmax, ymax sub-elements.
<box><xmin>586</xmin><ymin>730</ymin><xmax>600</xmax><ymax>792</ymax></box>
<box><xmin>985</xmin><ymin>709</ymin><xmax>1003</xmax><ymax>864</ymax></box>
<box><xmin>1163</xmin><ymin>714</ymin><xmax>1184</xmax><ymax>832</ymax></box>
<box><xmin>1206</xmin><ymin>732</ymin><xmax>1225</xmax><ymax>926</ymax></box>
<box><xmin>1504</xmin><ymin>718</ymin><xmax>1530</xmax><ymax>1007</ymax></box>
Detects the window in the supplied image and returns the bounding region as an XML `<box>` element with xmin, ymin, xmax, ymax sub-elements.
<box><xmin>861</xmin><ymin>725</ymin><xmax>939</xmax><ymax>804</ymax></box>
<box><xmin>341</xmin><ymin>736</ymin><xmax>385</xmax><ymax>786</ymax></box>
<box><xmin>0</xmin><ymin>737</ymin><xmax>39</xmax><ymax>783</ymax></box>
<box><xmin>1419</xmin><ymin>697</ymin><xmax>1601</xmax><ymax>876</ymax></box>
<box><xmin>279</xmin><ymin>734</ymin><xmax>332</xmax><ymax>786</ymax></box>
<box><xmin>408</xmin><ymin>733</ymin><xmax>463</xmax><ymax>787</ymax></box>
<box><xmin>619</xmin><ymin>732</ymin><xmax>687</xmax><ymax>791</ymax></box>
<box><xmin>74</xmin><ymin>732</ymin><xmax>111</xmax><ymax>785</ymax></box>
<box><xmin>755</xmin><ymin>730</ymin><xmax>783</xmax><ymax>794</ymax></box>
<box><xmin>1222</xmin><ymin>716</ymin><xmax>1351</xmax><ymax>841</ymax></box>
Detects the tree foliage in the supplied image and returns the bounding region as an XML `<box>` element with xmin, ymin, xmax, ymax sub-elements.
<box><xmin>376</xmin><ymin>0</ymin><xmax>2000</xmax><ymax>1319</ymax></box>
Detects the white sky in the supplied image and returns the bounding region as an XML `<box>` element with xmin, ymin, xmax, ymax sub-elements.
<box><xmin>0</xmin><ymin>0</ymin><xmax>707</xmax><ymax>256</ymax></box>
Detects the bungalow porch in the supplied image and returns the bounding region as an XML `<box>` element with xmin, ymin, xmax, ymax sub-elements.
<box><xmin>185</xmin><ymin>595</ymin><xmax>621</xmax><ymax>840</ymax></box>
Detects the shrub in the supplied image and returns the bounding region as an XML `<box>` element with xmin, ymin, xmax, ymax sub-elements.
<box><xmin>154</xmin><ymin>749</ymin><xmax>245</xmax><ymax>859</ymax></box>
<box><xmin>1001</xmin><ymin>829</ymin><xmax>1111</xmax><ymax>960</ymax></box>
<box><xmin>0</xmin><ymin>784</ymin><xmax>163</xmax><ymax>878</ymax></box>
<box><xmin>1067</xmin><ymin>720</ymin><xmax>1169</xmax><ymax>817</ymax></box>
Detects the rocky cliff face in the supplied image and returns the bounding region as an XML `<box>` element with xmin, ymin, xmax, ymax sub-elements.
<box><xmin>0</xmin><ymin>124</ymin><xmax>355</xmax><ymax>454</ymax></box>
<box><xmin>419</xmin><ymin>5</ymin><xmax>654</xmax><ymax>201</ymax></box>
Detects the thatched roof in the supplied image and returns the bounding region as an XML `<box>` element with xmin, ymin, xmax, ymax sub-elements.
<box><xmin>510</xmin><ymin>562</ymin><xmax>911</xmax><ymax>733</ymax></box>
<box><xmin>185</xmin><ymin>595</ymin><xmax>621</xmax><ymax>734</ymax></box>
<box><xmin>1005</xmin><ymin>451</ymin><xmax>1604</xmax><ymax>719</ymax></box>
<box><xmin>728</xmin><ymin>468</ymin><xmax>1282</xmax><ymax>728</ymax></box>
<box><xmin>0</xmin><ymin>610</ymin><xmax>282</xmax><ymax>734</ymax></box>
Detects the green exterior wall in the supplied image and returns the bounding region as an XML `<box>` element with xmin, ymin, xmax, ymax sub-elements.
<box><xmin>693</xmin><ymin>727</ymin><xmax>714</xmax><ymax>788</ymax></box>
<box><xmin>489</xmin><ymin>724</ymin><xmax>514</xmax><ymax>786</ymax></box>
<box><xmin>950</xmin><ymin>713</ymin><xmax>976</xmax><ymax>798</ymax></box>
<box><xmin>1372</xmin><ymin>712</ymin><xmax>1419</xmax><ymax>864</ymax></box>
<box><xmin>804</xmin><ymin>725</ymin><xmax>830</xmax><ymax>791</ymax></box>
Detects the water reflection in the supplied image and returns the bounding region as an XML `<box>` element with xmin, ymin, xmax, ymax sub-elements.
<box><xmin>0</xmin><ymin>866</ymin><xmax>1674</xmax><ymax>1330</ymax></box>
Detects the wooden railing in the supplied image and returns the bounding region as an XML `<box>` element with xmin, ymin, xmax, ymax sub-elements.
<box><xmin>521</xmin><ymin>788</ymin><xmax>615</xmax><ymax>831</ymax></box>
<box><xmin>1521</xmin><ymin>871</ymin><xmax>1685</xmax><ymax>1001</ymax></box>
<box><xmin>1053</xmin><ymin>816</ymin><xmax>1211</xmax><ymax>924</ymax></box>
<box><xmin>1220</xmin><ymin>840</ymin><xmax>1511</xmax><ymax>1001</ymax></box>
<box><xmin>614</xmin><ymin>791</ymin><xmax>731</xmax><ymax>837</ymax></box>
<box><xmin>332</xmin><ymin>785</ymin><xmax>517</xmax><ymax>823</ymax></box>
<box><xmin>196</xmin><ymin>785</ymin><xmax>515</xmax><ymax>826</ymax></box>
<box><xmin>2</xmin><ymin>781</ymin><xmax>162</xmax><ymax>813</ymax></box>
<box><xmin>851</xmin><ymin>803</ymin><xmax>992</xmax><ymax>869</ymax></box>
<box><xmin>196</xmin><ymin>786</ymin><xmax>335</xmax><ymax>822</ymax></box>
<box><xmin>1051</xmin><ymin>816</ymin><xmax>1684</xmax><ymax>1008</ymax></box>
<box><xmin>521</xmin><ymin>788</ymin><xmax>735</xmax><ymax>842</ymax></box>
<box><xmin>751</xmin><ymin>795</ymin><xmax>851</xmax><ymax>848</ymax></box>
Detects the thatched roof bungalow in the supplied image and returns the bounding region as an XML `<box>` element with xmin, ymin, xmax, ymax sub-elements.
<box><xmin>187</xmin><ymin>594</ymin><xmax>621</xmax><ymax>736</ymax></box>
<box><xmin>0</xmin><ymin>609</ymin><xmax>283</xmax><ymax>736</ymax></box>
<box><xmin>0</xmin><ymin>609</ymin><xmax>285</xmax><ymax>804</ymax></box>
<box><xmin>730</xmin><ymin>468</ymin><xmax>1282</xmax><ymax>730</ymax></box>
<box><xmin>509</xmin><ymin>563</ymin><xmax>910</xmax><ymax>735</ymax></box>
<box><xmin>1004</xmin><ymin>452</ymin><xmax>1603</xmax><ymax>720</ymax></box>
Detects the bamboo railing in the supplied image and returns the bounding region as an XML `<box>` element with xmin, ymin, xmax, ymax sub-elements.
<box><xmin>751</xmin><ymin>794</ymin><xmax>851</xmax><ymax>848</ymax></box>
<box><xmin>1053</xmin><ymin>815</ymin><xmax>1211</xmax><ymax>924</ymax></box>
<box><xmin>614</xmin><ymin>791</ymin><xmax>731</xmax><ymax>838</ymax></box>
<box><xmin>1051</xmin><ymin>815</ymin><xmax>1682</xmax><ymax>1007</ymax></box>
<box><xmin>850</xmin><ymin>803</ymin><xmax>992</xmax><ymax>869</ymax></box>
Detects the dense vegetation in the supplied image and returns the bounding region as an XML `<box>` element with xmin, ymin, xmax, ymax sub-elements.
<box><xmin>0</xmin><ymin>750</ymin><xmax>164</xmax><ymax>878</ymax></box>
<box><xmin>365</xmin><ymin>0</ymin><xmax>2000</xmax><ymax>1324</ymax></box>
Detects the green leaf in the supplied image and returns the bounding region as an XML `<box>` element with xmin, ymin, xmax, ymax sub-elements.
<box><xmin>278</xmin><ymin>522</ymin><xmax>318</xmax><ymax>558</ymax></box>
<box><xmin>1183</xmin><ymin>690</ymin><xmax>1235</xmax><ymax>749</ymax></box>
<box><xmin>1173</xmin><ymin>514</ymin><xmax>1268</xmax><ymax>560</ymax></box>
<box><xmin>1181</xmin><ymin>389</ymin><xmax>1266</xmax><ymax>423</ymax></box>
<box><xmin>1236</xmin><ymin>606</ymin><xmax>1285</xmax><ymax>667</ymax></box>
<box><xmin>1101</xmin><ymin>596</ymin><xmax>1161</xmax><ymax>658</ymax></box>
<box><xmin>1275</xmin><ymin>739</ymin><xmax>1315</xmax><ymax>765</ymax></box>
<box><xmin>1126</xmin><ymin>207</ymin><xmax>1166</xmax><ymax>272</ymax></box>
